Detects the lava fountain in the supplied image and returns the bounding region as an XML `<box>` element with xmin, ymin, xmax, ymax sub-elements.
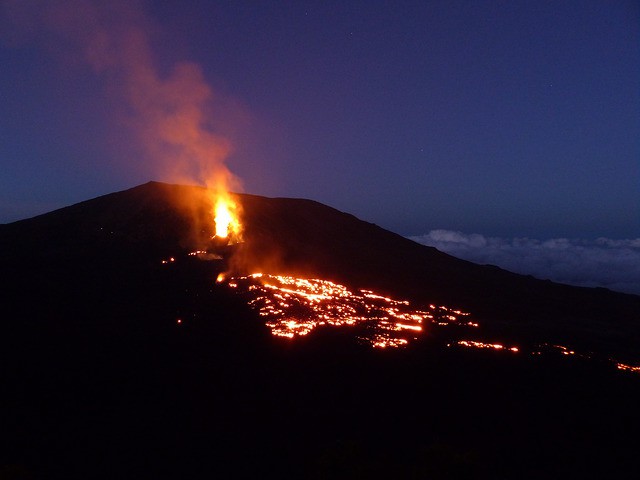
<box><xmin>211</xmin><ymin>192</ymin><xmax>242</xmax><ymax>244</ymax></box>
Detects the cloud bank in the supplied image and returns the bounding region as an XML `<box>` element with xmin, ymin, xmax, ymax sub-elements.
<box><xmin>409</xmin><ymin>230</ymin><xmax>640</xmax><ymax>296</ymax></box>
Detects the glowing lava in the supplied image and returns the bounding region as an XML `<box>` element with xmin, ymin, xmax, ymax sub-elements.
<box><xmin>159</xmin><ymin>260</ymin><xmax>640</xmax><ymax>373</ymax></box>
<box><xmin>213</xmin><ymin>194</ymin><xmax>241</xmax><ymax>240</ymax></box>
<box><xmin>225</xmin><ymin>273</ymin><xmax>474</xmax><ymax>348</ymax></box>
<box><xmin>448</xmin><ymin>340</ymin><xmax>519</xmax><ymax>353</ymax></box>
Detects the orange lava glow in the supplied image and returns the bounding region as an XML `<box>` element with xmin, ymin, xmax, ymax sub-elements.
<box><xmin>224</xmin><ymin>273</ymin><xmax>473</xmax><ymax>348</ymax></box>
<box><xmin>213</xmin><ymin>195</ymin><xmax>241</xmax><ymax>240</ymax></box>
<box><xmin>448</xmin><ymin>340</ymin><xmax>519</xmax><ymax>353</ymax></box>
<box><xmin>616</xmin><ymin>362</ymin><xmax>640</xmax><ymax>373</ymax></box>
<box><xmin>160</xmin><ymin>254</ymin><xmax>640</xmax><ymax>370</ymax></box>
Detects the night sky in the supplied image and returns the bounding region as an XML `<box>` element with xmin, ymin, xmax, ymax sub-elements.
<box><xmin>1</xmin><ymin>1</ymin><xmax>638</xmax><ymax>242</ymax></box>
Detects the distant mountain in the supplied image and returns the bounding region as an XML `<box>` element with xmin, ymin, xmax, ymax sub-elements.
<box><xmin>2</xmin><ymin>181</ymin><xmax>640</xmax><ymax>479</ymax></box>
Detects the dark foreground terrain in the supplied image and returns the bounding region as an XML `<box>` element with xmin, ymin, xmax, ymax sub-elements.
<box><xmin>1</xmin><ymin>182</ymin><xmax>639</xmax><ymax>479</ymax></box>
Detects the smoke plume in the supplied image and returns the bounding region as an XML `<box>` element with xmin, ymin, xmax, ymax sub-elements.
<box><xmin>2</xmin><ymin>0</ymin><xmax>238</xmax><ymax>194</ymax></box>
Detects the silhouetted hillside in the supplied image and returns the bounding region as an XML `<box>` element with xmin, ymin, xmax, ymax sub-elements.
<box><xmin>1</xmin><ymin>181</ymin><xmax>639</xmax><ymax>479</ymax></box>
<box><xmin>236</xmin><ymin>190</ymin><xmax>640</xmax><ymax>356</ymax></box>
<box><xmin>2</xmin><ymin>181</ymin><xmax>638</xmax><ymax>359</ymax></box>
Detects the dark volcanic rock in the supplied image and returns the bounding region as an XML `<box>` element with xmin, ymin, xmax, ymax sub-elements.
<box><xmin>1</xmin><ymin>181</ymin><xmax>640</xmax><ymax>479</ymax></box>
<box><xmin>4</xmin><ymin>180</ymin><xmax>637</xmax><ymax>358</ymax></box>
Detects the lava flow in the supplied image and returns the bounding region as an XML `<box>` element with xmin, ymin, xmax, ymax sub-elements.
<box><xmin>161</xmin><ymin>257</ymin><xmax>640</xmax><ymax>372</ymax></box>
<box><xmin>223</xmin><ymin>273</ymin><xmax>475</xmax><ymax>348</ymax></box>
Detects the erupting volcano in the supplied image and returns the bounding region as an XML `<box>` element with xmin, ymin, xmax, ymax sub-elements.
<box><xmin>141</xmin><ymin>181</ymin><xmax>639</xmax><ymax>371</ymax></box>
<box><xmin>3</xmin><ymin>0</ymin><xmax>636</xmax><ymax>477</ymax></box>
<box><xmin>2</xmin><ymin>181</ymin><xmax>640</xmax><ymax>479</ymax></box>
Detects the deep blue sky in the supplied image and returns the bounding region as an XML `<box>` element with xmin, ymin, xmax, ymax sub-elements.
<box><xmin>1</xmin><ymin>0</ymin><xmax>638</xmax><ymax>239</ymax></box>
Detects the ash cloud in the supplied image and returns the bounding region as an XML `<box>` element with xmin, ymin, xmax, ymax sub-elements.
<box><xmin>410</xmin><ymin>230</ymin><xmax>640</xmax><ymax>296</ymax></box>
<box><xmin>1</xmin><ymin>0</ymin><xmax>238</xmax><ymax>193</ymax></box>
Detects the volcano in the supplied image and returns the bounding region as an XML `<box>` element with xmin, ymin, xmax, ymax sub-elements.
<box><xmin>1</xmin><ymin>181</ymin><xmax>639</xmax><ymax>479</ymax></box>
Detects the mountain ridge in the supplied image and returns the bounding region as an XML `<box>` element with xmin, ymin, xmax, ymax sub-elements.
<box><xmin>2</xmin><ymin>180</ymin><xmax>640</xmax><ymax>479</ymax></box>
<box><xmin>1</xmin><ymin>180</ymin><xmax>639</xmax><ymax>361</ymax></box>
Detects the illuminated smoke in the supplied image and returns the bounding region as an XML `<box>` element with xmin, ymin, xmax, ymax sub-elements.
<box><xmin>2</xmin><ymin>0</ymin><xmax>239</xmax><ymax>195</ymax></box>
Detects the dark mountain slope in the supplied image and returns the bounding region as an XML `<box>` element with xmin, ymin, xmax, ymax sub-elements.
<box><xmin>2</xmin><ymin>180</ymin><xmax>639</xmax><ymax>359</ymax></box>
<box><xmin>2</xmin><ymin>181</ymin><xmax>640</xmax><ymax>479</ymax></box>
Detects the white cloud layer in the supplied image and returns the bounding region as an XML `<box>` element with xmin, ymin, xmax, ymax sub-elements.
<box><xmin>409</xmin><ymin>231</ymin><xmax>640</xmax><ymax>296</ymax></box>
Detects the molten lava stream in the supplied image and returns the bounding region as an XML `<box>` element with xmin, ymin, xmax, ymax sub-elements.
<box><xmin>225</xmin><ymin>274</ymin><xmax>475</xmax><ymax>348</ymax></box>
